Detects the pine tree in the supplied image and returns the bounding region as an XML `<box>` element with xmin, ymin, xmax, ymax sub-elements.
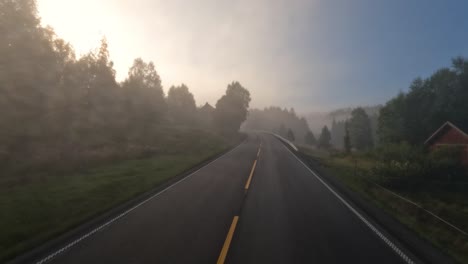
<box><xmin>318</xmin><ymin>126</ymin><xmax>331</xmax><ymax>149</ymax></box>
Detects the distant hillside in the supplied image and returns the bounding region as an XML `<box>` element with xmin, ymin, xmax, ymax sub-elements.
<box><xmin>304</xmin><ymin>105</ymin><xmax>382</xmax><ymax>148</ymax></box>
<box><xmin>242</xmin><ymin>107</ymin><xmax>311</xmax><ymax>144</ymax></box>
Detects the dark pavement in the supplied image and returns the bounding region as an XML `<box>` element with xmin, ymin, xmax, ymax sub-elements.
<box><xmin>39</xmin><ymin>133</ymin><xmax>413</xmax><ymax>264</ymax></box>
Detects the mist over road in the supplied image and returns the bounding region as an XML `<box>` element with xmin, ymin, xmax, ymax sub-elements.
<box><xmin>33</xmin><ymin>134</ymin><xmax>414</xmax><ymax>264</ymax></box>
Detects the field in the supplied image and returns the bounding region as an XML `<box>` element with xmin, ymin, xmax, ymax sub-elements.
<box><xmin>299</xmin><ymin>146</ymin><xmax>468</xmax><ymax>263</ymax></box>
<box><xmin>0</xmin><ymin>127</ymin><xmax>237</xmax><ymax>262</ymax></box>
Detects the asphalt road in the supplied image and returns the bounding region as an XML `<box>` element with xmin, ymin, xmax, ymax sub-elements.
<box><xmin>34</xmin><ymin>133</ymin><xmax>415</xmax><ymax>264</ymax></box>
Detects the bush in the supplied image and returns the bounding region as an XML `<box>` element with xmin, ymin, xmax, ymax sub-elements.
<box><xmin>375</xmin><ymin>142</ymin><xmax>425</xmax><ymax>163</ymax></box>
<box><xmin>372</xmin><ymin>143</ymin><xmax>467</xmax><ymax>189</ymax></box>
<box><xmin>428</xmin><ymin>146</ymin><xmax>466</xmax><ymax>181</ymax></box>
<box><xmin>373</xmin><ymin>160</ymin><xmax>427</xmax><ymax>188</ymax></box>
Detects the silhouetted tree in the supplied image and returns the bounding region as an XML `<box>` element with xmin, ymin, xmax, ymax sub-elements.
<box><xmin>318</xmin><ymin>126</ymin><xmax>331</xmax><ymax>149</ymax></box>
<box><xmin>122</xmin><ymin>58</ymin><xmax>166</xmax><ymax>134</ymax></box>
<box><xmin>330</xmin><ymin>118</ymin><xmax>346</xmax><ymax>149</ymax></box>
<box><xmin>1</xmin><ymin>0</ymin><xmax>70</xmax><ymax>151</ymax></box>
<box><xmin>167</xmin><ymin>84</ymin><xmax>196</xmax><ymax>123</ymax></box>
<box><xmin>214</xmin><ymin>81</ymin><xmax>251</xmax><ymax>134</ymax></box>
<box><xmin>348</xmin><ymin>107</ymin><xmax>373</xmax><ymax>150</ymax></box>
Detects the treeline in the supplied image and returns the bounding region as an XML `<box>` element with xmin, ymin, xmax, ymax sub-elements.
<box><xmin>0</xmin><ymin>0</ymin><xmax>251</xmax><ymax>172</ymax></box>
<box><xmin>242</xmin><ymin>107</ymin><xmax>311</xmax><ymax>144</ymax></box>
<box><xmin>331</xmin><ymin>57</ymin><xmax>468</xmax><ymax>188</ymax></box>
<box><xmin>330</xmin><ymin>111</ymin><xmax>378</xmax><ymax>149</ymax></box>
<box><xmin>317</xmin><ymin>57</ymin><xmax>468</xmax><ymax>152</ymax></box>
<box><xmin>373</xmin><ymin>57</ymin><xmax>468</xmax><ymax>187</ymax></box>
<box><xmin>378</xmin><ymin>57</ymin><xmax>468</xmax><ymax>145</ymax></box>
<box><xmin>311</xmin><ymin>108</ymin><xmax>375</xmax><ymax>151</ymax></box>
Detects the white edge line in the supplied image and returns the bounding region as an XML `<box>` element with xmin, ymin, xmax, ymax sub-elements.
<box><xmin>282</xmin><ymin>144</ymin><xmax>415</xmax><ymax>264</ymax></box>
<box><xmin>271</xmin><ymin>133</ymin><xmax>298</xmax><ymax>151</ymax></box>
<box><xmin>35</xmin><ymin>143</ymin><xmax>244</xmax><ymax>264</ymax></box>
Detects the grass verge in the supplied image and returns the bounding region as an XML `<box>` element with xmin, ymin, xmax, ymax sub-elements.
<box><xmin>299</xmin><ymin>145</ymin><xmax>468</xmax><ymax>264</ymax></box>
<box><xmin>0</xmin><ymin>128</ymin><xmax>238</xmax><ymax>262</ymax></box>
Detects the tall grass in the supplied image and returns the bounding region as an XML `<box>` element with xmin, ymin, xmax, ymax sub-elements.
<box><xmin>0</xmin><ymin>127</ymin><xmax>236</xmax><ymax>262</ymax></box>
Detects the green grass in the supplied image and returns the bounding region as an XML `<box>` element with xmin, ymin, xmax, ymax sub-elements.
<box><xmin>300</xmin><ymin>147</ymin><xmax>468</xmax><ymax>264</ymax></box>
<box><xmin>0</xmin><ymin>127</ymin><xmax>236</xmax><ymax>262</ymax></box>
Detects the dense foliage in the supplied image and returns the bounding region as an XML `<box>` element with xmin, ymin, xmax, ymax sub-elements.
<box><xmin>348</xmin><ymin>107</ymin><xmax>373</xmax><ymax>150</ymax></box>
<box><xmin>378</xmin><ymin>57</ymin><xmax>468</xmax><ymax>144</ymax></box>
<box><xmin>372</xmin><ymin>144</ymin><xmax>466</xmax><ymax>189</ymax></box>
<box><xmin>213</xmin><ymin>82</ymin><xmax>251</xmax><ymax>135</ymax></box>
<box><xmin>0</xmin><ymin>0</ymin><xmax>249</xmax><ymax>173</ymax></box>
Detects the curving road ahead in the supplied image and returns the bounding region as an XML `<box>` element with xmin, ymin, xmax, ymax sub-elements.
<box><xmin>28</xmin><ymin>133</ymin><xmax>418</xmax><ymax>264</ymax></box>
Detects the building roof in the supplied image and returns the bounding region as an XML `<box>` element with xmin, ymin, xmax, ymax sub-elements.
<box><xmin>424</xmin><ymin>121</ymin><xmax>468</xmax><ymax>145</ymax></box>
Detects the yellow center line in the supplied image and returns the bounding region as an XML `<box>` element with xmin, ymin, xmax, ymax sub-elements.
<box><xmin>216</xmin><ymin>216</ymin><xmax>239</xmax><ymax>264</ymax></box>
<box><xmin>245</xmin><ymin>159</ymin><xmax>257</xmax><ymax>190</ymax></box>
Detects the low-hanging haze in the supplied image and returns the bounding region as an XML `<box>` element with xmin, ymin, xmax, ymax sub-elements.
<box><xmin>38</xmin><ymin>0</ymin><xmax>468</xmax><ymax>112</ymax></box>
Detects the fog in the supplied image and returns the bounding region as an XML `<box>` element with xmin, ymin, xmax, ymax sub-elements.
<box><xmin>37</xmin><ymin>0</ymin><xmax>468</xmax><ymax>114</ymax></box>
<box><xmin>38</xmin><ymin>0</ymin><xmax>320</xmax><ymax>110</ymax></box>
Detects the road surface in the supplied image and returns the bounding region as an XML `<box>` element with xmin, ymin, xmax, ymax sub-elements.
<box><xmin>32</xmin><ymin>134</ymin><xmax>416</xmax><ymax>264</ymax></box>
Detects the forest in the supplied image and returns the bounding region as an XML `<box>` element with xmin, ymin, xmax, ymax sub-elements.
<box><xmin>0</xmin><ymin>0</ymin><xmax>251</xmax><ymax>177</ymax></box>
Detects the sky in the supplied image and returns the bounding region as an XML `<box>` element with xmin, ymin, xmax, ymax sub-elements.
<box><xmin>37</xmin><ymin>0</ymin><xmax>468</xmax><ymax>113</ymax></box>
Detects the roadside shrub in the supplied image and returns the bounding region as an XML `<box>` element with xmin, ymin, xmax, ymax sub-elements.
<box><xmin>373</xmin><ymin>143</ymin><xmax>425</xmax><ymax>187</ymax></box>
<box><xmin>373</xmin><ymin>143</ymin><xmax>467</xmax><ymax>189</ymax></box>
<box><xmin>428</xmin><ymin>146</ymin><xmax>466</xmax><ymax>181</ymax></box>
<box><xmin>375</xmin><ymin>142</ymin><xmax>425</xmax><ymax>163</ymax></box>
<box><xmin>373</xmin><ymin>160</ymin><xmax>427</xmax><ymax>188</ymax></box>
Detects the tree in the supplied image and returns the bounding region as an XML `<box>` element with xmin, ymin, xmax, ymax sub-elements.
<box><xmin>167</xmin><ymin>84</ymin><xmax>197</xmax><ymax>124</ymax></box>
<box><xmin>304</xmin><ymin>131</ymin><xmax>316</xmax><ymax>146</ymax></box>
<box><xmin>122</xmin><ymin>58</ymin><xmax>166</xmax><ymax>133</ymax></box>
<box><xmin>197</xmin><ymin>102</ymin><xmax>215</xmax><ymax>127</ymax></box>
<box><xmin>348</xmin><ymin>107</ymin><xmax>373</xmax><ymax>150</ymax></box>
<box><xmin>84</xmin><ymin>39</ymin><xmax>122</xmax><ymax>134</ymax></box>
<box><xmin>378</xmin><ymin>57</ymin><xmax>468</xmax><ymax>145</ymax></box>
<box><xmin>330</xmin><ymin>118</ymin><xmax>346</xmax><ymax>149</ymax></box>
<box><xmin>318</xmin><ymin>126</ymin><xmax>331</xmax><ymax>149</ymax></box>
<box><xmin>287</xmin><ymin>129</ymin><xmax>295</xmax><ymax>142</ymax></box>
<box><xmin>0</xmin><ymin>0</ymin><xmax>66</xmax><ymax>150</ymax></box>
<box><xmin>378</xmin><ymin>93</ymin><xmax>407</xmax><ymax>144</ymax></box>
<box><xmin>213</xmin><ymin>81</ymin><xmax>251</xmax><ymax>134</ymax></box>
<box><xmin>344</xmin><ymin>122</ymin><xmax>351</xmax><ymax>154</ymax></box>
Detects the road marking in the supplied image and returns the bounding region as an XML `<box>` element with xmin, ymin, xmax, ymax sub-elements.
<box><xmin>244</xmin><ymin>160</ymin><xmax>257</xmax><ymax>190</ymax></box>
<box><xmin>282</xmin><ymin>145</ymin><xmax>415</xmax><ymax>264</ymax></box>
<box><xmin>257</xmin><ymin>147</ymin><xmax>261</xmax><ymax>158</ymax></box>
<box><xmin>217</xmin><ymin>216</ymin><xmax>239</xmax><ymax>264</ymax></box>
<box><xmin>34</xmin><ymin>143</ymin><xmax>245</xmax><ymax>264</ymax></box>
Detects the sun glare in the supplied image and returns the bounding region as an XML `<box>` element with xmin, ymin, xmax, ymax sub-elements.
<box><xmin>37</xmin><ymin>0</ymin><xmax>137</xmax><ymax>80</ymax></box>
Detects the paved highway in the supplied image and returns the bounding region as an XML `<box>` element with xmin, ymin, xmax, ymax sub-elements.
<box><xmin>32</xmin><ymin>133</ymin><xmax>416</xmax><ymax>264</ymax></box>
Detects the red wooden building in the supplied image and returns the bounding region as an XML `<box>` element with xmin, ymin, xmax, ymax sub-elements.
<box><xmin>424</xmin><ymin>121</ymin><xmax>468</xmax><ymax>165</ymax></box>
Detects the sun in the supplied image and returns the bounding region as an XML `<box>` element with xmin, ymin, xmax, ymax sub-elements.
<box><xmin>36</xmin><ymin>0</ymin><xmax>137</xmax><ymax>80</ymax></box>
